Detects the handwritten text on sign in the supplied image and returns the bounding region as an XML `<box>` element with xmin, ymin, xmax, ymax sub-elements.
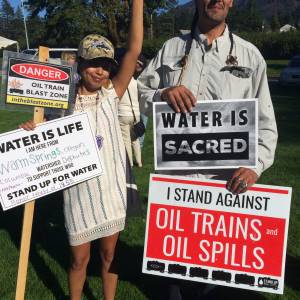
<box><xmin>154</xmin><ymin>99</ymin><xmax>257</xmax><ymax>170</ymax></box>
<box><xmin>0</xmin><ymin>113</ymin><xmax>103</xmax><ymax>210</ymax></box>
<box><xmin>142</xmin><ymin>174</ymin><xmax>291</xmax><ymax>294</ymax></box>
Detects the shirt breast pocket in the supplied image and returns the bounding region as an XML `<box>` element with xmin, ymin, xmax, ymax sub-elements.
<box><xmin>162</xmin><ymin>57</ymin><xmax>184</xmax><ymax>87</ymax></box>
<box><xmin>222</xmin><ymin>72</ymin><xmax>252</xmax><ymax>99</ymax></box>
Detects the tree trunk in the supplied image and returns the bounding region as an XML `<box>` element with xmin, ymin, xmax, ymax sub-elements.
<box><xmin>150</xmin><ymin>13</ymin><xmax>153</xmax><ymax>40</ymax></box>
<box><xmin>107</xmin><ymin>10</ymin><xmax>120</xmax><ymax>46</ymax></box>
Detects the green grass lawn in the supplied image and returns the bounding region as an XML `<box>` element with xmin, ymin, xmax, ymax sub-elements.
<box><xmin>266</xmin><ymin>60</ymin><xmax>289</xmax><ymax>78</ymax></box>
<box><xmin>0</xmin><ymin>77</ymin><xmax>299</xmax><ymax>299</ymax></box>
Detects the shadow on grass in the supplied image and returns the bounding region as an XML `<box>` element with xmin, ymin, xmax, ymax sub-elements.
<box><xmin>0</xmin><ymin>192</ymin><xmax>96</xmax><ymax>299</ymax></box>
<box><xmin>269</xmin><ymin>83</ymin><xmax>300</xmax><ymax>145</ymax></box>
<box><xmin>0</xmin><ymin>193</ymin><xmax>69</xmax><ymax>299</ymax></box>
<box><xmin>112</xmin><ymin>240</ymin><xmax>269</xmax><ymax>300</ymax></box>
<box><xmin>0</xmin><ymin>193</ymin><xmax>146</xmax><ymax>299</ymax></box>
<box><xmin>268</xmin><ymin>64</ymin><xmax>287</xmax><ymax>73</ymax></box>
<box><xmin>285</xmin><ymin>255</ymin><xmax>300</xmax><ymax>292</ymax></box>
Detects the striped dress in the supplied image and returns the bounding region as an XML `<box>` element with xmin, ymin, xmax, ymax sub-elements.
<box><xmin>63</xmin><ymin>84</ymin><xmax>127</xmax><ymax>246</ymax></box>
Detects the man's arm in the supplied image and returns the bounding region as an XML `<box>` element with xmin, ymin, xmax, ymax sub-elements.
<box><xmin>253</xmin><ymin>60</ymin><xmax>278</xmax><ymax>176</ymax></box>
<box><xmin>227</xmin><ymin>59</ymin><xmax>278</xmax><ymax>194</ymax></box>
<box><xmin>137</xmin><ymin>50</ymin><xmax>165</xmax><ymax>116</ymax></box>
<box><xmin>138</xmin><ymin>40</ymin><xmax>196</xmax><ymax>115</ymax></box>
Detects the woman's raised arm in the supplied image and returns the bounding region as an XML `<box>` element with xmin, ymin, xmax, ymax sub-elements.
<box><xmin>112</xmin><ymin>0</ymin><xmax>143</xmax><ymax>99</ymax></box>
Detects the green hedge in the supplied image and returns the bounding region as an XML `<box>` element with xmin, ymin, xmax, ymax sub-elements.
<box><xmin>240</xmin><ymin>31</ymin><xmax>300</xmax><ymax>59</ymax></box>
<box><xmin>143</xmin><ymin>31</ymin><xmax>300</xmax><ymax>60</ymax></box>
<box><xmin>142</xmin><ymin>38</ymin><xmax>166</xmax><ymax>59</ymax></box>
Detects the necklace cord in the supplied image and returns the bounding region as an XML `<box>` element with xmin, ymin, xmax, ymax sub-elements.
<box><xmin>77</xmin><ymin>91</ymin><xmax>100</xmax><ymax>137</ymax></box>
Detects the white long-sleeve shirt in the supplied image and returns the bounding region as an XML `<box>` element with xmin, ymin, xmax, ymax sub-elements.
<box><xmin>138</xmin><ymin>26</ymin><xmax>277</xmax><ymax>178</ymax></box>
<box><xmin>118</xmin><ymin>78</ymin><xmax>140</xmax><ymax>119</ymax></box>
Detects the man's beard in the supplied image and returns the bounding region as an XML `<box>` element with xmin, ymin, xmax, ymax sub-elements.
<box><xmin>199</xmin><ymin>1</ymin><xmax>228</xmax><ymax>25</ymax></box>
<box><xmin>203</xmin><ymin>7</ymin><xmax>227</xmax><ymax>24</ymax></box>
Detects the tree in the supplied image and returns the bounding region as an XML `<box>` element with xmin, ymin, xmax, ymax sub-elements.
<box><xmin>145</xmin><ymin>0</ymin><xmax>177</xmax><ymax>39</ymax></box>
<box><xmin>11</xmin><ymin>6</ymin><xmax>26</xmax><ymax>47</ymax></box>
<box><xmin>91</xmin><ymin>0</ymin><xmax>129</xmax><ymax>46</ymax></box>
<box><xmin>0</xmin><ymin>0</ymin><xmax>15</xmax><ymax>37</ymax></box>
<box><xmin>154</xmin><ymin>12</ymin><xmax>175</xmax><ymax>38</ymax></box>
<box><xmin>24</xmin><ymin>0</ymin><xmax>179</xmax><ymax>47</ymax></box>
<box><xmin>270</xmin><ymin>13</ymin><xmax>281</xmax><ymax>31</ymax></box>
<box><xmin>25</xmin><ymin>0</ymin><xmax>105</xmax><ymax>47</ymax></box>
<box><xmin>246</xmin><ymin>0</ymin><xmax>263</xmax><ymax>31</ymax></box>
<box><xmin>172</xmin><ymin>3</ymin><xmax>194</xmax><ymax>33</ymax></box>
<box><xmin>26</xmin><ymin>16</ymin><xmax>46</xmax><ymax>48</ymax></box>
<box><xmin>228</xmin><ymin>0</ymin><xmax>263</xmax><ymax>32</ymax></box>
<box><xmin>25</xmin><ymin>0</ymin><xmax>131</xmax><ymax>47</ymax></box>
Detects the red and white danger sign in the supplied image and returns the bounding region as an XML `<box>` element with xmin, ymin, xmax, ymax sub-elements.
<box><xmin>11</xmin><ymin>63</ymin><xmax>69</xmax><ymax>81</ymax></box>
<box><xmin>6</xmin><ymin>57</ymin><xmax>72</xmax><ymax>109</ymax></box>
<box><xmin>142</xmin><ymin>174</ymin><xmax>292</xmax><ymax>294</ymax></box>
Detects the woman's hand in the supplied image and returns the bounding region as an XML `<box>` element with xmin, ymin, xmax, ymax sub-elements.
<box><xmin>112</xmin><ymin>0</ymin><xmax>144</xmax><ymax>99</ymax></box>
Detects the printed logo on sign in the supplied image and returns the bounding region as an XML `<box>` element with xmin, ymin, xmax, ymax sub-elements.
<box><xmin>11</xmin><ymin>64</ymin><xmax>69</xmax><ymax>82</ymax></box>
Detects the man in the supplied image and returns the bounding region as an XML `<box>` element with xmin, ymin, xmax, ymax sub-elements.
<box><xmin>138</xmin><ymin>0</ymin><xmax>277</xmax><ymax>195</ymax></box>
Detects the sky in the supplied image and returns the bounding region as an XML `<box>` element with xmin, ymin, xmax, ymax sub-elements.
<box><xmin>10</xmin><ymin>0</ymin><xmax>191</xmax><ymax>10</ymax></box>
<box><xmin>10</xmin><ymin>0</ymin><xmax>21</xmax><ymax>9</ymax></box>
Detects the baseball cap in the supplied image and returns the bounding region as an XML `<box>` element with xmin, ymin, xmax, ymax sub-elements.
<box><xmin>78</xmin><ymin>34</ymin><xmax>117</xmax><ymax>64</ymax></box>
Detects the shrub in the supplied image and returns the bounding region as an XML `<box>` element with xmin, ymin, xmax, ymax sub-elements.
<box><xmin>142</xmin><ymin>32</ymin><xmax>300</xmax><ymax>60</ymax></box>
<box><xmin>239</xmin><ymin>31</ymin><xmax>300</xmax><ymax>59</ymax></box>
<box><xmin>142</xmin><ymin>38</ymin><xmax>167</xmax><ymax>59</ymax></box>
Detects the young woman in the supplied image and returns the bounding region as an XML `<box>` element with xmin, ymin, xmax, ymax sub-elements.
<box><xmin>20</xmin><ymin>1</ymin><xmax>143</xmax><ymax>299</ymax></box>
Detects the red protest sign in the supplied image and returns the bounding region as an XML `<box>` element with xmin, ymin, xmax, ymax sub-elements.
<box><xmin>147</xmin><ymin>204</ymin><xmax>285</xmax><ymax>276</ymax></box>
<box><xmin>142</xmin><ymin>174</ymin><xmax>292</xmax><ymax>294</ymax></box>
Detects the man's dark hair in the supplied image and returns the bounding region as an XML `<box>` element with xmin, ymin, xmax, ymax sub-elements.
<box><xmin>191</xmin><ymin>1</ymin><xmax>199</xmax><ymax>38</ymax></box>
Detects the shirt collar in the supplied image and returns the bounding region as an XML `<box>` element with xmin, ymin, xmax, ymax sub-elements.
<box><xmin>194</xmin><ymin>25</ymin><xmax>230</xmax><ymax>52</ymax></box>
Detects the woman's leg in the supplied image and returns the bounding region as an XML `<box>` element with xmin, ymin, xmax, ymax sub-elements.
<box><xmin>69</xmin><ymin>242</ymin><xmax>91</xmax><ymax>300</ymax></box>
<box><xmin>99</xmin><ymin>232</ymin><xmax>120</xmax><ymax>300</ymax></box>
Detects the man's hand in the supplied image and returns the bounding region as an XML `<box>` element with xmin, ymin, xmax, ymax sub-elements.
<box><xmin>161</xmin><ymin>85</ymin><xmax>196</xmax><ymax>113</ymax></box>
<box><xmin>226</xmin><ymin>167</ymin><xmax>258</xmax><ymax>194</ymax></box>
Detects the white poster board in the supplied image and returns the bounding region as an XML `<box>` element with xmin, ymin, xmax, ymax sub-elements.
<box><xmin>0</xmin><ymin>113</ymin><xmax>103</xmax><ymax>210</ymax></box>
<box><xmin>154</xmin><ymin>99</ymin><xmax>258</xmax><ymax>170</ymax></box>
<box><xmin>142</xmin><ymin>174</ymin><xmax>292</xmax><ymax>294</ymax></box>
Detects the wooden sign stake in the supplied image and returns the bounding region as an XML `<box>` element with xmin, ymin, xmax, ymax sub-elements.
<box><xmin>15</xmin><ymin>46</ymin><xmax>49</xmax><ymax>300</ymax></box>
